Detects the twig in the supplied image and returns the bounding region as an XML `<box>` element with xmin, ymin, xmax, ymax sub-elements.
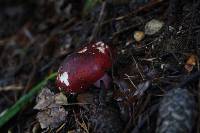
<box><xmin>0</xmin><ymin>85</ymin><xmax>23</xmax><ymax>92</ymax></box>
<box><xmin>131</xmin><ymin>56</ymin><xmax>145</xmax><ymax>80</ymax></box>
<box><xmin>90</xmin><ymin>1</ymin><xmax>107</xmax><ymax>41</ymax></box>
<box><xmin>24</xmin><ymin>37</ymin><xmax>51</xmax><ymax>94</ymax></box>
<box><xmin>124</xmin><ymin>74</ymin><xmax>138</xmax><ymax>90</ymax></box>
<box><xmin>101</xmin><ymin>0</ymin><xmax>165</xmax><ymax>26</ymax></box>
<box><xmin>0</xmin><ymin>72</ymin><xmax>57</xmax><ymax>128</ymax></box>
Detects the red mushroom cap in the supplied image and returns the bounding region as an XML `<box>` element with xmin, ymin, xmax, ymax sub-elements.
<box><xmin>56</xmin><ymin>41</ymin><xmax>112</xmax><ymax>93</ymax></box>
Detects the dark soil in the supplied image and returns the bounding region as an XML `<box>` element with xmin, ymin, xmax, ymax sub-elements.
<box><xmin>0</xmin><ymin>0</ymin><xmax>200</xmax><ymax>132</ymax></box>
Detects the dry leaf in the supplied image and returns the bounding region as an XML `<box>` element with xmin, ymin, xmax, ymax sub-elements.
<box><xmin>36</xmin><ymin>106</ymin><xmax>68</xmax><ymax>129</ymax></box>
<box><xmin>186</xmin><ymin>55</ymin><xmax>197</xmax><ymax>65</ymax></box>
<box><xmin>34</xmin><ymin>88</ymin><xmax>55</xmax><ymax>110</ymax></box>
<box><xmin>34</xmin><ymin>88</ymin><xmax>68</xmax><ymax>129</ymax></box>
<box><xmin>55</xmin><ymin>92</ymin><xmax>68</xmax><ymax>105</ymax></box>
<box><xmin>184</xmin><ymin>54</ymin><xmax>197</xmax><ymax>72</ymax></box>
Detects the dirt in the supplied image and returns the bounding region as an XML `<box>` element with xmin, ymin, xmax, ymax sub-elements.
<box><xmin>0</xmin><ymin>0</ymin><xmax>200</xmax><ymax>132</ymax></box>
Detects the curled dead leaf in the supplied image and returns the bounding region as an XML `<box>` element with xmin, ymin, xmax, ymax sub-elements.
<box><xmin>184</xmin><ymin>54</ymin><xmax>197</xmax><ymax>72</ymax></box>
<box><xmin>34</xmin><ymin>88</ymin><xmax>55</xmax><ymax>110</ymax></box>
<box><xmin>186</xmin><ymin>54</ymin><xmax>197</xmax><ymax>66</ymax></box>
<box><xmin>55</xmin><ymin>92</ymin><xmax>68</xmax><ymax>105</ymax></box>
<box><xmin>36</xmin><ymin>106</ymin><xmax>68</xmax><ymax>129</ymax></box>
<box><xmin>34</xmin><ymin>88</ymin><xmax>68</xmax><ymax>129</ymax></box>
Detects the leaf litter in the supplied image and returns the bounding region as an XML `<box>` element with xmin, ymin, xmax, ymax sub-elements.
<box><xmin>0</xmin><ymin>0</ymin><xmax>200</xmax><ymax>132</ymax></box>
<box><xmin>34</xmin><ymin>87</ymin><xmax>68</xmax><ymax>129</ymax></box>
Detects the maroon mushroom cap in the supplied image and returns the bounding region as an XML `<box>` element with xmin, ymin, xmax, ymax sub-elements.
<box><xmin>56</xmin><ymin>41</ymin><xmax>112</xmax><ymax>93</ymax></box>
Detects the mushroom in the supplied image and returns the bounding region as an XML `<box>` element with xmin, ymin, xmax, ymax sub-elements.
<box><xmin>56</xmin><ymin>41</ymin><xmax>112</xmax><ymax>93</ymax></box>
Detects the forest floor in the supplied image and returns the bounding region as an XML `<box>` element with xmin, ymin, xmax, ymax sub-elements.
<box><xmin>0</xmin><ymin>0</ymin><xmax>200</xmax><ymax>132</ymax></box>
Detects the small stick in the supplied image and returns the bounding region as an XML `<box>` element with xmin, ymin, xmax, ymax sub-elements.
<box><xmin>124</xmin><ymin>74</ymin><xmax>138</xmax><ymax>90</ymax></box>
<box><xmin>90</xmin><ymin>1</ymin><xmax>107</xmax><ymax>41</ymax></box>
<box><xmin>132</xmin><ymin>56</ymin><xmax>145</xmax><ymax>80</ymax></box>
<box><xmin>101</xmin><ymin>0</ymin><xmax>165</xmax><ymax>26</ymax></box>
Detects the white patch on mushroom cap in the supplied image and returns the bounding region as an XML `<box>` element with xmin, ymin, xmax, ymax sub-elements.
<box><xmin>77</xmin><ymin>47</ymin><xmax>87</xmax><ymax>53</ymax></box>
<box><xmin>95</xmin><ymin>42</ymin><xmax>107</xmax><ymax>54</ymax></box>
<box><xmin>96</xmin><ymin>46</ymin><xmax>105</xmax><ymax>53</ymax></box>
<box><xmin>59</xmin><ymin>72</ymin><xmax>69</xmax><ymax>86</ymax></box>
<box><xmin>96</xmin><ymin>41</ymin><xmax>104</xmax><ymax>46</ymax></box>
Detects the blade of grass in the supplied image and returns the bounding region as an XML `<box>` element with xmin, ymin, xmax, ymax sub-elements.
<box><xmin>0</xmin><ymin>72</ymin><xmax>57</xmax><ymax>128</ymax></box>
<box><xmin>83</xmin><ymin>0</ymin><xmax>99</xmax><ymax>16</ymax></box>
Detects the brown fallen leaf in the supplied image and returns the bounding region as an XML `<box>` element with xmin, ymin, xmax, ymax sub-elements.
<box><xmin>34</xmin><ymin>87</ymin><xmax>68</xmax><ymax>129</ymax></box>
<box><xmin>55</xmin><ymin>92</ymin><xmax>68</xmax><ymax>105</ymax></box>
<box><xmin>186</xmin><ymin>54</ymin><xmax>197</xmax><ymax>65</ymax></box>
<box><xmin>184</xmin><ymin>54</ymin><xmax>197</xmax><ymax>72</ymax></box>
<box><xmin>36</xmin><ymin>106</ymin><xmax>68</xmax><ymax>129</ymax></box>
<box><xmin>34</xmin><ymin>88</ymin><xmax>55</xmax><ymax>110</ymax></box>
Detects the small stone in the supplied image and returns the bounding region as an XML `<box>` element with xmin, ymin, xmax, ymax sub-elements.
<box><xmin>134</xmin><ymin>31</ymin><xmax>145</xmax><ymax>42</ymax></box>
<box><xmin>145</xmin><ymin>19</ymin><xmax>164</xmax><ymax>35</ymax></box>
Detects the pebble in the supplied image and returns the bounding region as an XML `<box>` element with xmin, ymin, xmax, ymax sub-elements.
<box><xmin>145</xmin><ymin>19</ymin><xmax>164</xmax><ymax>35</ymax></box>
<box><xmin>134</xmin><ymin>31</ymin><xmax>145</xmax><ymax>42</ymax></box>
